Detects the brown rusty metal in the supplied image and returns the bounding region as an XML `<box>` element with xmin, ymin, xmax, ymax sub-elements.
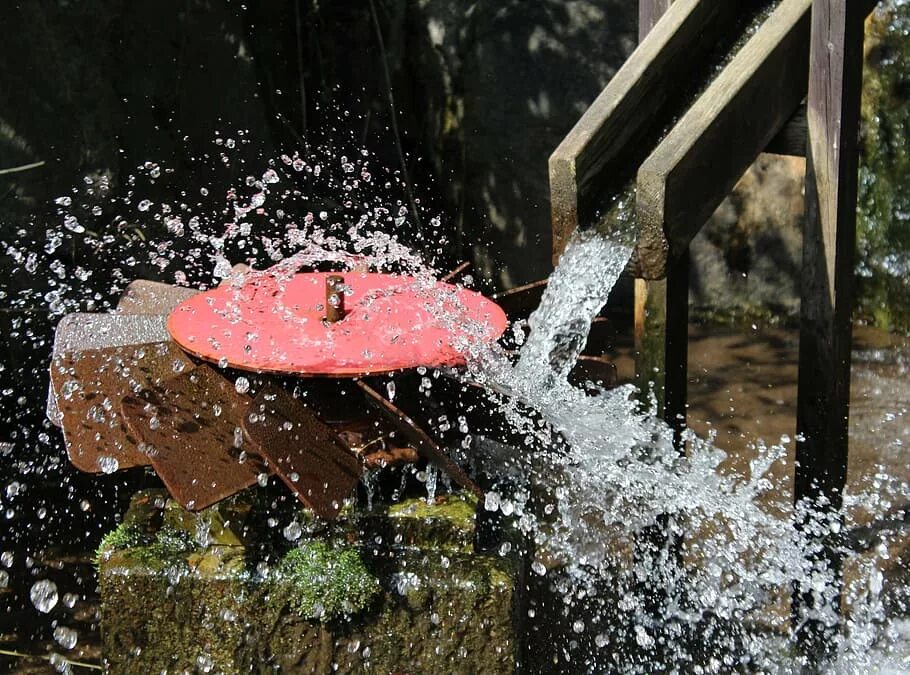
<box><xmin>116</xmin><ymin>280</ymin><xmax>198</xmax><ymax>315</ymax></box>
<box><xmin>121</xmin><ymin>365</ymin><xmax>265</xmax><ymax>511</ymax></box>
<box><xmin>335</xmin><ymin>423</ymin><xmax>420</xmax><ymax>469</ymax></box>
<box><xmin>355</xmin><ymin>379</ymin><xmax>483</xmax><ymax>498</ymax></box>
<box><xmin>569</xmin><ymin>355</ymin><xmax>619</xmax><ymax>389</ymax></box>
<box><xmin>324</xmin><ymin>274</ymin><xmax>346</xmax><ymax>323</ymax></box>
<box><xmin>47</xmin><ymin>313</ymin><xmax>171</xmax><ymax>426</ymax></box>
<box><xmin>360</xmin><ymin>444</ymin><xmax>420</xmax><ymax>470</ymax></box>
<box><xmin>49</xmin><ymin>342</ymin><xmax>195</xmax><ymax>473</ymax></box>
<box><xmin>243</xmin><ymin>385</ymin><xmax>362</xmax><ymax>519</ymax></box>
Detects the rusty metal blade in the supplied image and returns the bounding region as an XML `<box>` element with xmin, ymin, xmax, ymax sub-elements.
<box><xmin>355</xmin><ymin>379</ymin><xmax>483</xmax><ymax>498</ymax></box>
<box><xmin>121</xmin><ymin>365</ymin><xmax>264</xmax><ymax>511</ymax></box>
<box><xmin>49</xmin><ymin>342</ymin><xmax>195</xmax><ymax>473</ymax></box>
<box><xmin>116</xmin><ymin>280</ymin><xmax>198</xmax><ymax>315</ymax></box>
<box><xmin>244</xmin><ymin>385</ymin><xmax>362</xmax><ymax>519</ymax></box>
<box><xmin>47</xmin><ymin>313</ymin><xmax>171</xmax><ymax>426</ymax></box>
<box><xmin>569</xmin><ymin>355</ymin><xmax>618</xmax><ymax>389</ymax></box>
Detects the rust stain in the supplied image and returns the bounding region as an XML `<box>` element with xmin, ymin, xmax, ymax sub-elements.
<box><xmin>50</xmin><ymin>342</ymin><xmax>195</xmax><ymax>473</ymax></box>
<box><xmin>121</xmin><ymin>365</ymin><xmax>264</xmax><ymax>511</ymax></box>
<box><xmin>244</xmin><ymin>385</ymin><xmax>362</xmax><ymax>519</ymax></box>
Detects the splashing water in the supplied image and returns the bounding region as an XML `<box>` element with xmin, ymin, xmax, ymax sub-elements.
<box><xmin>2</xmin><ymin>130</ymin><xmax>909</xmax><ymax>672</ymax></box>
<box><xmin>458</xmin><ymin>231</ymin><xmax>910</xmax><ymax>672</ymax></box>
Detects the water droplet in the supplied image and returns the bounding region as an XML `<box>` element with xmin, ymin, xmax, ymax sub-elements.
<box><xmin>235</xmin><ymin>377</ymin><xmax>250</xmax><ymax>394</ymax></box>
<box><xmin>97</xmin><ymin>456</ymin><xmax>119</xmax><ymax>474</ymax></box>
<box><xmin>196</xmin><ymin>654</ymin><xmax>214</xmax><ymax>673</ymax></box>
<box><xmin>53</xmin><ymin>626</ymin><xmax>78</xmax><ymax>650</ymax></box>
<box><xmin>283</xmin><ymin>521</ymin><xmax>302</xmax><ymax>541</ymax></box>
<box><xmin>30</xmin><ymin>579</ymin><xmax>58</xmax><ymax>613</ymax></box>
<box><xmin>63</xmin><ymin>215</ymin><xmax>84</xmax><ymax>233</ymax></box>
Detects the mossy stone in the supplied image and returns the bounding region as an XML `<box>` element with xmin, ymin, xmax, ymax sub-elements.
<box><xmin>98</xmin><ymin>490</ymin><xmax>519</xmax><ymax>673</ymax></box>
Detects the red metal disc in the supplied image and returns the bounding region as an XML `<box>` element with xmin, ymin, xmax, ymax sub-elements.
<box><xmin>167</xmin><ymin>271</ymin><xmax>508</xmax><ymax>376</ymax></box>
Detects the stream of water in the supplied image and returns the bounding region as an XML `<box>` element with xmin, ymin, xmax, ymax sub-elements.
<box><xmin>2</xmin><ymin>133</ymin><xmax>910</xmax><ymax>672</ymax></box>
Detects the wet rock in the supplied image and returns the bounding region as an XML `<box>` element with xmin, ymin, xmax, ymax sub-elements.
<box><xmin>690</xmin><ymin>155</ymin><xmax>806</xmax><ymax>321</ymax></box>
<box><xmin>856</xmin><ymin>3</ymin><xmax>910</xmax><ymax>333</ymax></box>
<box><xmin>98</xmin><ymin>490</ymin><xmax>519</xmax><ymax>673</ymax></box>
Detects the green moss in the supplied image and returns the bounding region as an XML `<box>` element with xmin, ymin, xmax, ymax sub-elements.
<box><xmin>96</xmin><ymin>519</ymin><xmax>196</xmax><ymax>571</ymax></box>
<box><xmin>95</xmin><ymin>522</ymin><xmax>151</xmax><ymax>567</ymax></box>
<box><xmin>857</xmin><ymin>5</ymin><xmax>910</xmax><ymax>333</ymax></box>
<box><xmin>277</xmin><ymin>541</ymin><xmax>380</xmax><ymax>621</ymax></box>
<box><xmin>386</xmin><ymin>492</ymin><xmax>477</xmax><ymax>531</ymax></box>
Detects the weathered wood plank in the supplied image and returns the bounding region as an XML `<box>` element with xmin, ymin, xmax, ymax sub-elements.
<box><xmin>550</xmin><ymin>0</ymin><xmax>741</xmax><ymax>261</ymax></box>
<box><xmin>636</xmin><ymin>0</ymin><xmax>813</xmax><ymax>279</ymax></box>
<box><xmin>765</xmin><ymin>103</ymin><xmax>808</xmax><ymax>156</ymax></box>
<box><xmin>633</xmin><ymin>264</ymin><xmax>689</xmax><ymax>434</ymax></box>
<box><xmin>639</xmin><ymin>0</ymin><xmax>673</xmax><ymax>41</ymax></box>
<box><xmin>633</xmin><ymin>0</ymin><xmax>689</xmax><ymax>434</ymax></box>
<box><xmin>793</xmin><ymin>0</ymin><xmax>866</xmax><ymax>661</ymax></box>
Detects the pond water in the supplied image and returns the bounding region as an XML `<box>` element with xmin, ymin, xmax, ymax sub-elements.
<box><xmin>1</xmin><ymin>135</ymin><xmax>909</xmax><ymax>674</ymax></box>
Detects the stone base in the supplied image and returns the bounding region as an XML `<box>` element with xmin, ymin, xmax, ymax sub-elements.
<box><xmin>98</xmin><ymin>491</ymin><xmax>520</xmax><ymax>673</ymax></box>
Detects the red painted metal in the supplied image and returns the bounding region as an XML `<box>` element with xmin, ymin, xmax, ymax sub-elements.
<box><xmin>167</xmin><ymin>271</ymin><xmax>508</xmax><ymax>376</ymax></box>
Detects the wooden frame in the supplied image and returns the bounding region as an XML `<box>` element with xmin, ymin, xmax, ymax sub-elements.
<box><xmin>549</xmin><ymin>0</ymin><xmax>879</xmax><ymax>660</ymax></box>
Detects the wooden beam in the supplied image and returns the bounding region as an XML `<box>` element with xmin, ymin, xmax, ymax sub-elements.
<box><xmin>636</xmin><ymin>0</ymin><xmax>813</xmax><ymax>279</ymax></box>
<box><xmin>631</xmin><ymin>0</ymin><xmax>689</xmax><ymax>435</ymax></box>
<box><xmin>633</xmin><ymin>260</ymin><xmax>688</xmax><ymax>432</ymax></box>
<box><xmin>639</xmin><ymin>0</ymin><xmax>673</xmax><ymax>40</ymax></box>
<box><xmin>793</xmin><ymin>0</ymin><xmax>866</xmax><ymax>661</ymax></box>
<box><xmin>765</xmin><ymin>104</ymin><xmax>808</xmax><ymax>156</ymax></box>
<box><xmin>549</xmin><ymin>0</ymin><xmax>742</xmax><ymax>261</ymax></box>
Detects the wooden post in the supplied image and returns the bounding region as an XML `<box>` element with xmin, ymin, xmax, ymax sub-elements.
<box><xmin>634</xmin><ymin>0</ymin><xmax>688</xmax><ymax>440</ymax></box>
<box><xmin>793</xmin><ymin>0</ymin><xmax>866</xmax><ymax>661</ymax></box>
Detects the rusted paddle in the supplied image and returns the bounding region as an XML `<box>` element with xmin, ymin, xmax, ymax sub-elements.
<box><xmin>50</xmin><ymin>342</ymin><xmax>195</xmax><ymax>473</ymax></box>
<box><xmin>243</xmin><ymin>384</ymin><xmax>362</xmax><ymax>519</ymax></box>
<box><xmin>121</xmin><ymin>365</ymin><xmax>265</xmax><ymax>511</ymax></box>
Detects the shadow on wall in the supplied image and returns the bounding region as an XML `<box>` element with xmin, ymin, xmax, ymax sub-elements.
<box><xmin>247</xmin><ymin>0</ymin><xmax>638</xmax><ymax>289</ymax></box>
<box><xmin>418</xmin><ymin>0</ymin><xmax>637</xmax><ymax>288</ymax></box>
<box><xmin>0</xmin><ymin>0</ymin><xmax>636</xmax><ymax>292</ymax></box>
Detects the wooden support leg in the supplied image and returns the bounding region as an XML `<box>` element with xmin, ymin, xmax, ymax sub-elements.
<box><xmin>634</xmin><ymin>254</ymin><xmax>689</xmax><ymax>444</ymax></box>
<box><xmin>633</xmin><ymin>0</ymin><xmax>688</xmax><ymax>445</ymax></box>
<box><xmin>639</xmin><ymin>0</ymin><xmax>673</xmax><ymax>40</ymax></box>
<box><xmin>793</xmin><ymin>0</ymin><xmax>865</xmax><ymax>662</ymax></box>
